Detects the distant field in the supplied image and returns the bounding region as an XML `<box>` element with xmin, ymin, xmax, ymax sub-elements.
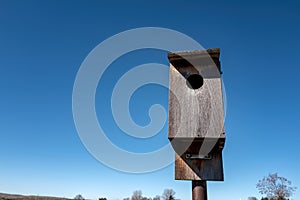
<box><xmin>0</xmin><ymin>193</ymin><xmax>71</xmax><ymax>200</ymax></box>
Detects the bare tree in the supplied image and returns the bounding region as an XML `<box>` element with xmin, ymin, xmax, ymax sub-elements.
<box><xmin>153</xmin><ymin>195</ymin><xmax>160</xmax><ymax>200</ymax></box>
<box><xmin>74</xmin><ymin>195</ymin><xmax>85</xmax><ymax>200</ymax></box>
<box><xmin>247</xmin><ymin>197</ymin><xmax>257</xmax><ymax>200</ymax></box>
<box><xmin>162</xmin><ymin>189</ymin><xmax>175</xmax><ymax>200</ymax></box>
<box><xmin>256</xmin><ymin>173</ymin><xmax>297</xmax><ymax>200</ymax></box>
<box><xmin>131</xmin><ymin>190</ymin><xmax>143</xmax><ymax>200</ymax></box>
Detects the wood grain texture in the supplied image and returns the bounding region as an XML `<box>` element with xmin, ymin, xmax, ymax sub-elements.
<box><xmin>174</xmin><ymin>141</ymin><xmax>224</xmax><ymax>181</ymax></box>
<box><xmin>168</xmin><ymin>66</ymin><xmax>224</xmax><ymax>139</ymax></box>
<box><xmin>167</xmin><ymin>49</ymin><xmax>225</xmax><ymax>181</ymax></box>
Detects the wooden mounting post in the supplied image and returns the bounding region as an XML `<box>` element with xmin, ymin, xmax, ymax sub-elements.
<box><xmin>192</xmin><ymin>180</ymin><xmax>207</xmax><ymax>200</ymax></box>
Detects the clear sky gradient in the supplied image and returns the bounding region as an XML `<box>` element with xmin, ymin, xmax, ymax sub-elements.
<box><xmin>0</xmin><ymin>1</ymin><xmax>300</xmax><ymax>200</ymax></box>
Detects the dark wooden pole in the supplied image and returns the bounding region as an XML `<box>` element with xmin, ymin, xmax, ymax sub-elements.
<box><xmin>192</xmin><ymin>180</ymin><xmax>207</xmax><ymax>200</ymax></box>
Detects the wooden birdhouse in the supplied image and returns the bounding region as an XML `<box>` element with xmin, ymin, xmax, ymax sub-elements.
<box><xmin>168</xmin><ymin>48</ymin><xmax>225</xmax><ymax>181</ymax></box>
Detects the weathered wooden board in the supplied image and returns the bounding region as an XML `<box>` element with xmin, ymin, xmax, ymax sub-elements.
<box><xmin>168</xmin><ymin>57</ymin><xmax>225</xmax><ymax>138</ymax></box>
<box><xmin>173</xmin><ymin>139</ymin><xmax>224</xmax><ymax>180</ymax></box>
<box><xmin>167</xmin><ymin>48</ymin><xmax>225</xmax><ymax>181</ymax></box>
<box><xmin>168</xmin><ymin>66</ymin><xmax>224</xmax><ymax>138</ymax></box>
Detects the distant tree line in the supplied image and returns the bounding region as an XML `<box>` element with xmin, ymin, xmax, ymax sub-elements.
<box><xmin>125</xmin><ymin>189</ymin><xmax>176</xmax><ymax>200</ymax></box>
<box><xmin>74</xmin><ymin>188</ymin><xmax>176</xmax><ymax>200</ymax></box>
<box><xmin>75</xmin><ymin>172</ymin><xmax>297</xmax><ymax>200</ymax></box>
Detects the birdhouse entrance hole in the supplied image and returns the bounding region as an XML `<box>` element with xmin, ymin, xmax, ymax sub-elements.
<box><xmin>186</xmin><ymin>74</ymin><xmax>204</xmax><ymax>89</ymax></box>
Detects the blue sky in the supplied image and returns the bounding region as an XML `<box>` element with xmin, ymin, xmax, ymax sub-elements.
<box><xmin>1</xmin><ymin>0</ymin><xmax>300</xmax><ymax>200</ymax></box>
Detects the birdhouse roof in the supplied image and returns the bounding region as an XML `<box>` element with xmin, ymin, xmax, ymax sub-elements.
<box><xmin>167</xmin><ymin>48</ymin><xmax>221</xmax><ymax>73</ymax></box>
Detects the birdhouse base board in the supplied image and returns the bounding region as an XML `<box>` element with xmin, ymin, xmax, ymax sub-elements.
<box><xmin>175</xmin><ymin>151</ymin><xmax>224</xmax><ymax>181</ymax></box>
